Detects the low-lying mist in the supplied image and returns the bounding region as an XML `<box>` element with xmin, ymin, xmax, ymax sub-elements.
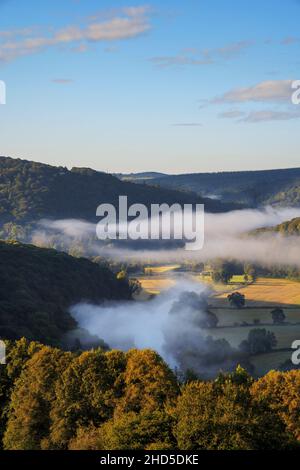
<box><xmin>70</xmin><ymin>279</ymin><xmax>248</xmax><ymax>378</ymax></box>
<box><xmin>33</xmin><ymin>206</ymin><xmax>300</xmax><ymax>267</ymax></box>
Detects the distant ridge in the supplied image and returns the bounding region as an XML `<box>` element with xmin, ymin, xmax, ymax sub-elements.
<box><xmin>0</xmin><ymin>156</ymin><xmax>239</xmax><ymax>227</ymax></box>
<box><xmin>119</xmin><ymin>167</ymin><xmax>300</xmax><ymax>207</ymax></box>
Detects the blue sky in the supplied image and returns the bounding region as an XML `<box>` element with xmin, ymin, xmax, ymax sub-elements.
<box><xmin>0</xmin><ymin>0</ymin><xmax>299</xmax><ymax>173</ymax></box>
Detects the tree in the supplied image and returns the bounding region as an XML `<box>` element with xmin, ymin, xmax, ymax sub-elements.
<box><xmin>174</xmin><ymin>373</ymin><xmax>292</xmax><ymax>450</ymax></box>
<box><xmin>70</xmin><ymin>411</ymin><xmax>175</xmax><ymax>450</ymax></box>
<box><xmin>169</xmin><ymin>292</ymin><xmax>218</xmax><ymax>328</ymax></box>
<box><xmin>49</xmin><ymin>349</ymin><xmax>127</xmax><ymax>449</ymax></box>
<box><xmin>239</xmin><ymin>329</ymin><xmax>277</xmax><ymax>355</ymax></box>
<box><xmin>244</xmin><ymin>263</ymin><xmax>257</xmax><ymax>282</ymax></box>
<box><xmin>227</xmin><ymin>292</ymin><xmax>245</xmax><ymax>308</ymax></box>
<box><xmin>271</xmin><ymin>308</ymin><xmax>286</xmax><ymax>325</ymax></box>
<box><xmin>3</xmin><ymin>346</ymin><xmax>72</xmax><ymax>450</ymax></box>
<box><xmin>211</xmin><ymin>260</ymin><xmax>236</xmax><ymax>284</ymax></box>
<box><xmin>116</xmin><ymin>349</ymin><xmax>179</xmax><ymax>415</ymax></box>
<box><xmin>0</xmin><ymin>240</ymin><xmax>133</xmax><ymax>346</ymax></box>
<box><xmin>0</xmin><ymin>338</ymin><xmax>43</xmax><ymax>448</ymax></box>
<box><xmin>251</xmin><ymin>370</ymin><xmax>300</xmax><ymax>442</ymax></box>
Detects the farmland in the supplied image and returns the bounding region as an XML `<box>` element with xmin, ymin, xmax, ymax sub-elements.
<box><xmin>214</xmin><ymin>277</ymin><xmax>300</xmax><ymax>306</ymax></box>
<box><xmin>136</xmin><ymin>269</ymin><xmax>300</xmax><ymax>376</ymax></box>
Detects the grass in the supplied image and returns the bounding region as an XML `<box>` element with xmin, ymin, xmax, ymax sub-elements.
<box><xmin>215</xmin><ymin>278</ymin><xmax>300</xmax><ymax>306</ymax></box>
<box><xmin>210</xmin><ymin>307</ymin><xmax>300</xmax><ymax>327</ymax></box>
<box><xmin>203</xmin><ymin>323</ymin><xmax>300</xmax><ymax>349</ymax></box>
<box><xmin>138</xmin><ymin>277</ymin><xmax>176</xmax><ymax>294</ymax></box>
<box><xmin>135</xmin><ymin>270</ymin><xmax>300</xmax><ymax>375</ymax></box>
<box><xmin>144</xmin><ymin>264</ymin><xmax>181</xmax><ymax>275</ymax></box>
<box><xmin>251</xmin><ymin>350</ymin><xmax>292</xmax><ymax>377</ymax></box>
<box><xmin>194</xmin><ymin>274</ymin><xmax>245</xmax><ymax>293</ymax></box>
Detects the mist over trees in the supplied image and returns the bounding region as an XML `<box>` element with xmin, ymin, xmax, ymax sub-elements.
<box><xmin>239</xmin><ymin>329</ymin><xmax>277</xmax><ymax>355</ymax></box>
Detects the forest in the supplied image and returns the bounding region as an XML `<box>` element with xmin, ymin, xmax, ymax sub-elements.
<box><xmin>1</xmin><ymin>338</ymin><xmax>300</xmax><ymax>451</ymax></box>
<box><xmin>0</xmin><ymin>156</ymin><xmax>236</xmax><ymax>227</ymax></box>
<box><xmin>126</xmin><ymin>167</ymin><xmax>300</xmax><ymax>207</ymax></box>
<box><xmin>0</xmin><ymin>157</ymin><xmax>300</xmax><ymax>451</ymax></box>
<box><xmin>0</xmin><ymin>240</ymin><xmax>133</xmax><ymax>345</ymax></box>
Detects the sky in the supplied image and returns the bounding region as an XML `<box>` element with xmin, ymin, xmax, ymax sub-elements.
<box><xmin>0</xmin><ymin>0</ymin><xmax>299</xmax><ymax>174</ymax></box>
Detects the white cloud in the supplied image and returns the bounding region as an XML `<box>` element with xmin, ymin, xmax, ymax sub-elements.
<box><xmin>0</xmin><ymin>6</ymin><xmax>152</xmax><ymax>62</ymax></box>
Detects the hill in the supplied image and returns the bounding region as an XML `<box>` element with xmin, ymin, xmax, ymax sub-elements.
<box><xmin>114</xmin><ymin>171</ymin><xmax>168</xmax><ymax>181</ymax></box>
<box><xmin>251</xmin><ymin>217</ymin><xmax>300</xmax><ymax>236</ymax></box>
<box><xmin>126</xmin><ymin>167</ymin><xmax>300</xmax><ymax>207</ymax></box>
<box><xmin>0</xmin><ymin>156</ymin><xmax>236</xmax><ymax>228</ymax></box>
<box><xmin>0</xmin><ymin>240</ymin><xmax>132</xmax><ymax>345</ymax></box>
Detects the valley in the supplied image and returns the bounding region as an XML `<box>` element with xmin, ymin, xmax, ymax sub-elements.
<box><xmin>135</xmin><ymin>267</ymin><xmax>300</xmax><ymax>376</ymax></box>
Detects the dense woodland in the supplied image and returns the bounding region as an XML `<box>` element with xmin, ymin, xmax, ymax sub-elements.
<box><xmin>0</xmin><ymin>339</ymin><xmax>300</xmax><ymax>450</ymax></box>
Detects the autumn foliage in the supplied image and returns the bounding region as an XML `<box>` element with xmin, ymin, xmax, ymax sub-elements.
<box><xmin>1</xmin><ymin>339</ymin><xmax>300</xmax><ymax>450</ymax></box>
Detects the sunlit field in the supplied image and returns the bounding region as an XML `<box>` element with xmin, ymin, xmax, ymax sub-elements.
<box><xmin>138</xmin><ymin>277</ymin><xmax>177</xmax><ymax>295</ymax></box>
<box><xmin>143</xmin><ymin>264</ymin><xmax>181</xmax><ymax>275</ymax></box>
<box><xmin>195</xmin><ymin>273</ymin><xmax>246</xmax><ymax>293</ymax></box>
<box><xmin>214</xmin><ymin>278</ymin><xmax>300</xmax><ymax>306</ymax></box>
<box><xmin>135</xmin><ymin>270</ymin><xmax>300</xmax><ymax>376</ymax></box>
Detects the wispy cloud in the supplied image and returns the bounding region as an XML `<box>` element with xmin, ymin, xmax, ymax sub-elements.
<box><xmin>150</xmin><ymin>54</ymin><xmax>212</xmax><ymax>68</ymax></box>
<box><xmin>240</xmin><ymin>109</ymin><xmax>300</xmax><ymax>123</ymax></box>
<box><xmin>0</xmin><ymin>5</ymin><xmax>152</xmax><ymax>62</ymax></box>
<box><xmin>150</xmin><ymin>40</ymin><xmax>252</xmax><ymax>68</ymax></box>
<box><xmin>211</xmin><ymin>40</ymin><xmax>253</xmax><ymax>59</ymax></box>
<box><xmin>51</xmin><ymin>79</ymin><xmax>74</xmax><ymax>84</ymax></box>
<box><xmin>218</xmin><ymin>110</ymin><xmax>245</xmax><ymax>119</ymax></box>
<box><xmin>211</xmin><ymin>80</ymin><xmax>294</xmax><ymax>104</ymax></box>
<box><xmin>0</xmin><ymin>27</ymin><xmax>38</xmax><ymax>39</ymax></box>
<box><xmin>281</xmin><ymin>36</ymin><xmax>300</xmax><ymax>45</ymax></box>
<box><xmin>172</xmin><ymin>122</ymin><xmax>202</xmax><ymax>127</ymax></box>
<box><xmin>218</xmin><ymin>107</ymin><xmax>300</xmax><ymax>123</ymax></box>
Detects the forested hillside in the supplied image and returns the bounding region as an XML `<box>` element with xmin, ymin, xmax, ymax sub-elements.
<box><xmin>123</xmin><ymin>167</ymin><xmax>300</xmax><ymax>207</ymax></box>
<box><xmin>252</xmin><ymin>217</ymin><xmax>300</xmax><ymax>236</ymax></box>
<box><xmin>0</xmin><ymin>156</ymin><xmax>234</xmax><ymax>226</ymax></box>
<box><xmin>0</xmin><ymin>340</ymin><xmax>299</xmax><ymax>450</ymax></box>
<box><xmin>0</xmin><ymin>241</ymin><xmax>132</xmax><ymax>345</ymax></box>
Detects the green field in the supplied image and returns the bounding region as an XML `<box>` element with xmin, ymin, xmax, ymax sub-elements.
<box><xmin>210</xmin><ymin>307</ymin><xmax>300</xmax><ymax>327</ymax></box>
<box><xmin>203</xmin><ymin>323</ymin><xmax>300</xmax><ymax>349</ymax></box>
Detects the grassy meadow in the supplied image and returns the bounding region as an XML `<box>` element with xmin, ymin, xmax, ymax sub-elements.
<box><xmin>214</xmin><ymin>277</ymin><xmax>300</xmax><ymax>306</ymax></box>
<box><xmin>136</xmin><ymin>269</ymin><xmax>300</xmax><ymax>376</ymax></box>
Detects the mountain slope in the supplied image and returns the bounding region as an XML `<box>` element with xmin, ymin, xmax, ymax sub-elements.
<box><xmin>0</xmin><ymin>240</ymin><xmax>132</xmax><ymax>344</ymax></box>
<box><xmin>0</xmin><ymin>156</ymin><xmax>237</xmax><ymax>226</ymax></box>
<box><xmin>130</xmin><ymin>167</ymin><xmax>300</xmax><ymax>207</ymax></box>
<box><xmin>251</xmin><ymin>217</ymin><xmax>300</xmax><ymax>236</ymax></box>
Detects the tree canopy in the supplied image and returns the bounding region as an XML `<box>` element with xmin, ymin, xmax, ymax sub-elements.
<box><xmin>1</xmin><ymin>339</ymin><xmax>299</xmax><ymax>450</ymax></box>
